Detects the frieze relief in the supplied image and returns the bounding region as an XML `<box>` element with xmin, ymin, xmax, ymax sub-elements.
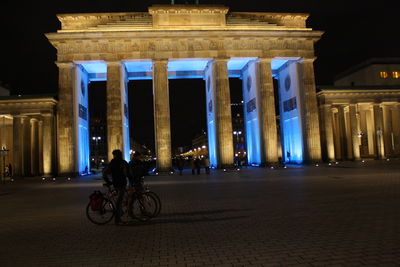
<box><xmin>55</xmin><ymin>38</ymin><xmax>313</xmax><ymax>56</ymax></box>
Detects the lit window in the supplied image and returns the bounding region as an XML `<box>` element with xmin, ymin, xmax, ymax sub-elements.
<box><xmin>392</xmin><ymin>71</ymin><xmax>400</xmax><ymax>79</ymax></box>
<box><xmin>379</xmin><ymin>71</ymin><xmax>388</xmax><ymax>79</ymax></box>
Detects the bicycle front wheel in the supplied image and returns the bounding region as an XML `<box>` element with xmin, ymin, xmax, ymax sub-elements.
<box><xmin>129</xmin><ymin>193</ymin><xmax>158</xmax><ymax>221</ymax></box>
<box><xmin>146</xmin><ymin>191</ymin><xmax>161</xmax><ymax>217</ymax></box>
<box><xmin>86</xmin><ymin>198</ymin><xmax>115</xmax><ymax>225</ymax></box>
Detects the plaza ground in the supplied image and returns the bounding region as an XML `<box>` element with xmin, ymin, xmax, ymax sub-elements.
<box><xmin>0</xmin><ymin>160</ymin><xmax>399</xmax><ymax>266</ymax></box>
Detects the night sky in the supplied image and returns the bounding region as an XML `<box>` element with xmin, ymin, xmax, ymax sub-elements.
<box><xmin>1</xmin><ymin>1</ymin><xmax>397</xmax><ymax>149</ymax></box>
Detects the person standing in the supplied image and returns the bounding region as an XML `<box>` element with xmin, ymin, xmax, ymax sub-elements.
<box><xmin>8</xmin><ymin>163</ymin><xmax>12</xmax><ymax>177</ymax></box>
<box><xmin>195</xmin><ymin>157</ymin><xmax>201</xmax><ymax>175</ymax></box>
<box><xmin>202</xmin><ymin>156</ymin><xmax>210</xmax><ymax>174</ymax></box>
<box><xmin>189</xmin><ymin>156</ymin><xmax>196</xmax><ymax>175</ymax></box>
<box><xmin>129</xmin><ymin>152</ymin><xmax>146</xmax><ymax>192</ymax></box>
<box><xmin>102</xmin><ymin>149</ymin><xmax>132</xmax><ymax>225</ymax></box>
<box><xmin>177</xmin><ymin>156</ymin><xmax>185</xmax><ymax>176</ymax></box>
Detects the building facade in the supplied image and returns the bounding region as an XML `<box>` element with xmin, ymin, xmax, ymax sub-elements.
<box><xmin>334</xmin><ymin>58</ymin><xmax>400</xmax><ymax>87</ymax></box>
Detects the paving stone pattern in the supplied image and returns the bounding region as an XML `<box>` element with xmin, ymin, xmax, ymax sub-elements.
<box><xmin>0</xmin><ymin>160</ymin><xmax>399</xmax><ymax>266</ymax></box>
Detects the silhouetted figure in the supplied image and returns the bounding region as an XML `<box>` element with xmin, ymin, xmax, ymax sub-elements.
<box><xmin>278</xmin><ymin>157</ymin><xmax>285</xmax><ymax>168</ymax></box>
<box><xmin>103</xmin><ymin>149</ymin><xmax>132</xmax><ymax>225</ymax></box>
<box><xmin>8</xmin><ymin>163</ymin><xmax>12</xmax><ymax>177</ymax></box>
<box><xmin>177</xmin><ymin>156</ymin><xmax>185</xmax><ymax>175</ymax></box>
<box><xmin>195</xmin><ymin>157</ymin><xmax>201</xmax><ymax>175</ymax></box>
<box><xmin>202</xmin><ymin>156</ymin><xmax>210</xmax><ymax>174</ymax></box>
<box><xmin>189</xmin><ymin>156</ymin><xmax>196</xmax><ymax>175</ymax></box>
<box><xmin>129</xmin><ymin>152</ymin><xmax>146</xmax><ymax>192</ymax></box>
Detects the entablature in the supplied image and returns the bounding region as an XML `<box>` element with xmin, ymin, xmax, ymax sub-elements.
<box><xmin>0</xmin><ymin>97</ymin><xmax>58</xmax><ymax>115</ymax></box>
<box><xmin>317</xmin><ymin>89</ymin><xmax>400</xmax><ymax>105</ymax></box>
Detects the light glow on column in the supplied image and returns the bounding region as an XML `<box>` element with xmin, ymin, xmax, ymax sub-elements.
<box><xmin>76</xmin><ymin>65</ymin><xmax>91</xmax><ymax>174</ymax></box>
<box><xmin>246</xmin><ymin>118</ymin><xmax>261</xmax><ymax>164</ymax></box>
<box><xmin>207</xmin><ymin>120</ymin><xmax>217</xmax><ymax>167</ymax></box>
<box><xmin>283</xmin><ymin>117</ymin><xmax>303</xmax><ymax>163</ymax></box>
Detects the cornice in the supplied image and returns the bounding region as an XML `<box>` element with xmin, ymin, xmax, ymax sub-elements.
<box><xmin>0</xmin><ymin>98</ymin><xmax>58</xmax><ymax>106</ymax></box>
<box><xmin>318</xmin><ymin>89</ymin><xmax>400</xmax><ymax>95</ymax></box>
<box><xmin>46</xmin><ymin>29</ymin><xmax>322</xmax><ymax>42</ymax></box>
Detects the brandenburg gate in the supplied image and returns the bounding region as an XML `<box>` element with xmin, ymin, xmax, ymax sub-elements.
<box><xmin>46</xmin><ymin>5</ymin><xmax>323</xmax><ymax>175</ymax></box>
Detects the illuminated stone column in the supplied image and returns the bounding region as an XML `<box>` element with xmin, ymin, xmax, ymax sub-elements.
<box><xmin>373</xmin><ymin>103</ymin><xmax>385</xmax><ymax>159</ymax></box>
<box><xmin>382</xmin><ymin>105</ymin><xmax>393</xmax><ymax>157</ymax></box>
<box><xmin>257</xmin><ymin>58</ymin><xmax>278</xmax><ymax>164</ymax></box>
<box><xmin>38</xmin><ymin>120</ymin><xmax>43</xmax><ymax>175</ymax></box>
<box><xmin>392</xmin><ymin>104</ymin><xmax>400</xmax><ymax>155</ymax></box>
<box><xmin>22</xmin><ymin>117</ymin><xmax>31</xmax><ymax>176</ymax></box>
<box><xmin>349</xmin><ymin>104</ymin><xmax>361</xmax><ymax>160</ymax></box>
<box><xmin>213</xmin><ymin>58</ymin><xmax>234</xmax><ymax>167</ymax></box>
<box><xmin>152</xmin><ymin>59</ymin><xmax>172</xmax><ymax>171</ymax></box>
<box><xmin>74</xmin><ymin>65</ymin><xmax>91</xmax><ymax>173</ymax></box>
<box><xmin>322</xmin><ymin>104</ymin><xmax>335</xmax><ymax>161</ymax></box>
<box><xmin>332</xmin><ymin>109</ymin><xmax>342</xmax><ymax>159</ymax></box>
<box><xmin>299</xmin><ymin>58</ymin><xmax>322</xmax><ymax>162</ymax></box>
<box><xmin>30</xmin><ymin>118</ymin><xmax>39</xmax><ymax>176</ymax></box>
<box><xmin>12</xmin><ymin>116</ymin><xmax>23</xmax><ymax>176</ymax></box>
<box><xmin>337</xmin><ymin>106</ymin><xmax>347</xmax><ymax>160</ymax></box>
<box><xmin>42</xmin><ymin>113</ymin><xmax>55</xmax><ymax>176</ymax></box>
<box><xmin>56</xmin><ymin>62</ymin><xmax>77</xmax><ymax>175</ymax></box>
<box><xmin>106</xmin><ymin>62</ymin><xmax>130</xmax><ymax>162</ymax></box>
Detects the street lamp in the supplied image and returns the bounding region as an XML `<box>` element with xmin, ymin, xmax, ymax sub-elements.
<box><xmin>233</xmin><ymin>130</ymin><xmax>242</xmax><ymax>144</ymax></box>
<box><xmin>92</xmin><ymin>136</ymin><xmax>101</xmax><ymax>169</ymax></box>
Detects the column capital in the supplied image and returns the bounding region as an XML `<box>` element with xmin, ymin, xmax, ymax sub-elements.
<box><xmin>106</xmin><ymin>61</ymin><xmax>122</xmax><ymax>67</ymax></box>
<box><xmin>257</xmin><ymin>58</ymin><xmax>273</xmax><ymax>64</ymax></box>
<box><xmin>41</xmin><ymin>112</ymin><xmax>54</xmax><ymax>117</ymax></box>
<box><xmin>152</xmin><ymin>59</ymin><xmax>169</xmax><ymax>64</ymax></box>
<box><xmin>322</xmin><ymin>103</ymin><xmax>333</xmax><ymax>109</ymax></box>
<box><xmin>300</xmin><ymin>57</ymin><xmax>317</xmax><ymax>63</ymax></box>
<box><xmin>373</xmin><ymin>102</ymin><xmax>382</xmax><ymax>107</ymax></box>
<box><xmin>56</xmin><ymin>61</ymin><xmax>74</xmax><ymax>69</ymax></box>
<box><xmin>213</xmin><ymin>57</ymin><xmax>229</xmax><ymax>63</ymax></box>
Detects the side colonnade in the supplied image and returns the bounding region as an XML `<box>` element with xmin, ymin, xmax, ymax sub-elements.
<box><xmin>0</xmin><ymin>97</ymin><xmax>57</xmax><ymax>177</ymax></box>
<box><xmin>319</xmin><ymin>91</ymin><xmax>400</xmax><ymax>161</ymax></box>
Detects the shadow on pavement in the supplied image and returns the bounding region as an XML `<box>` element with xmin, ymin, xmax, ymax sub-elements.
<box><xmin>160</xmin><ymin>208</ymin><xmax>251</xmax><ymax>217</ymax></box>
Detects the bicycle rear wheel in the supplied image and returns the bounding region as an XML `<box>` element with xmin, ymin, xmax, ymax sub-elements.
<box><xmin>86</xmin><ymin>198</ymin><xmax>115</xmax><ymax>225</ymax></box>
<box><xmin>129</xmin><ymin>193</ymin><xmax>158</xmax><ymax>221</ymax></box>
<box><xmin>146</xmin><ymin>191</ymin><xmax>161</xmax><ymax>217</ymax></box>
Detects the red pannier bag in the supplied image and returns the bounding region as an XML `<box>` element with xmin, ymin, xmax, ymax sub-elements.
<box><xmin>89</xmin><ymin>191</ymin><xmax>104</xmax><ymax>211</ymax></box>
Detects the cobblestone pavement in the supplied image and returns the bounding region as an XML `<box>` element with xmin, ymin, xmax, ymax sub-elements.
<box><xmin>0</xmin><ymin>160</ymin><xmax>399</xmax><ymax>266</ymax></box>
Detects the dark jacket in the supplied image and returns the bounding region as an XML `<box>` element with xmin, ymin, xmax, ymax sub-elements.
<box><xmin>129</xmin><ymin>159</ymin><xmax>147</xmax><ymax>180</ymax></box>
<box><xmin>103</xmin><ymin>158</ymin><xmax>132</xmax><ymax>187</ymax></box>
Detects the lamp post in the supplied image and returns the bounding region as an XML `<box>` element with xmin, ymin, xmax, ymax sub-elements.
<box><xmin>233</xmin><ymin>131</ymin><xmax>242</xmax><ymax>151</ymax></box>
<box><xmin>0</xmin><ymin>147</ymin><xmax>9</xmax><ymax>184</ymax></box>
<box><xmin>92</xmin><ymin>136</ymin><xmax>101</xmax><ymax>169</ymax></box>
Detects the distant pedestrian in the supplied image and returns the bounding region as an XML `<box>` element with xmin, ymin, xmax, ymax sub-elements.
<box><xmin>195</xmin><ymin>157</ymin><xmax>201</xmax><ymax>175</ymax></box>
<box><xmin>202</xmin><ymin>156</ymin><xmax>210</xmax><ymax>174</ymax></box>
<box><xmin>188</xmin><ymin>156</ymin><xmax>195</xmax><ymax>175</ymax></box>
<box><xmin>8</xmin><ymin>163</ymin><xmax>12</xmax><ymax>177</ymax></box>
<box><xmin>177</xmin><ymin>156</ymin><xmax>185</xmax><ymax>176</ymax></box>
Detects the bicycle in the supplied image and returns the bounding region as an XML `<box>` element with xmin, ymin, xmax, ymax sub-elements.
<box><xmin>86</xmin><ymin>183</ymin><xmax>159</xmax><ymax>225</ymax></box>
